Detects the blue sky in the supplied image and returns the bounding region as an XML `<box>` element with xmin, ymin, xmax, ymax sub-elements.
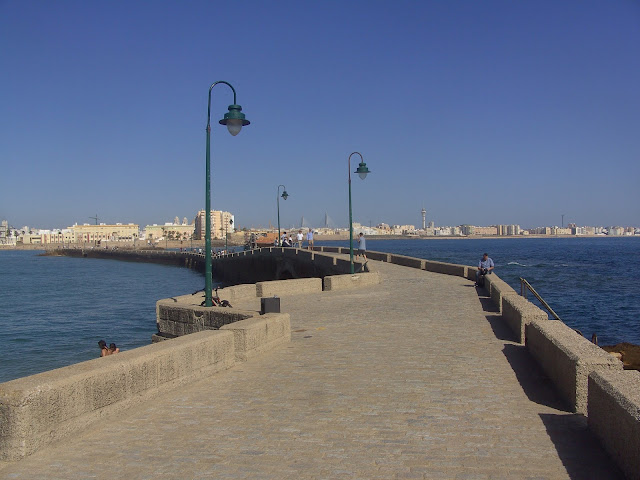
<box><xmin>1</xmin><ymin>0</ymin><xmax>639</xmax><ymax>230</ymax></box>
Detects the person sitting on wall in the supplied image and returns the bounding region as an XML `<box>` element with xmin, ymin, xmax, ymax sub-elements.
<box><xmin>475</xmin><ymin>253</ymin><xmax>494</xmax><ymax>287</ymax></box>
<box><xmin>109</xmin><ymin>343</ymin><xmax>120</xmax><ymax>354</ymax></box>
<box><xmin>281</xmin><ymin>232</ymin><xmax>290</xmax><ymax>247</ymax></box>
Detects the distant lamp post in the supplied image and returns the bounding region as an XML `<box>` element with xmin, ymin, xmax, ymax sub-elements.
<box><xmin>225</xmin><ymin>218</ymin><xmax>233</xmax><ymax>252</ymax></box>
<box><xmin>204</xmin><ymin>81</ymin><xmax>249</xmax><ymax>307</ymax></box>
<box><xmin>348</xmin><ymin>152</ymin><xmax>371</xmax><ymax>274</ymax></box>
<box><xmin>277</xmin><ymin>185</ymin><xmax>289</xmax><ymax>246</ymax></box>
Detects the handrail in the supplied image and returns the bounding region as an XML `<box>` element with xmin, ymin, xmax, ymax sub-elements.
<box><xmin>519</xmin><ymin>277</ymin><xmax>562</xmax><ymax>321</ymax></box>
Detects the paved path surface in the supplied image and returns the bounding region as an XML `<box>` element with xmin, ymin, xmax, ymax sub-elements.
<box><xmin>0</xmin><ymin>260</ymin><xmax>622</xmax><ymax>479</ymax></box>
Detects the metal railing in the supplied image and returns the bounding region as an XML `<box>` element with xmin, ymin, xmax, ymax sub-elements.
<box><xmin>519</xmin><ymin>277</ymin><xmax>562</xmax><ymax>321</ymax></box>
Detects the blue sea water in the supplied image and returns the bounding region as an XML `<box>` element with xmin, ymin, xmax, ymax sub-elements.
<box><xmin>317</xmin><ymin>236</ymin><xmax>640</xmax><ymax>347</ymax></box>
<box><xmin>1</xmin><ymin>237</ymin><xmax>638</xmax><ymax>383</ymax></box>
<box><xmin>0</xmin><ymin>251</ymin><xmax>205</xmax><ymax>383</ymax></box>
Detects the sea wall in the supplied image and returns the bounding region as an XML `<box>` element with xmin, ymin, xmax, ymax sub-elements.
<box><xmin>0</xmin><ymin>312</ymin><xmax>290</xmax><ymax>461</ymax></box>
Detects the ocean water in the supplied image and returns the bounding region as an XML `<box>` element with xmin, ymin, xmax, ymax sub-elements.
<box><xmin>1</xmin><ymin>237</ymin><xmax>638</xmax><ymax>382</ymax></box>
<box><xmin>0</xmin><ymin>251</ymin><xmax>205</xmax><ymax>383</ymax></box>
<box><xmin>317</xmin><ymin>237</ymin><xmax>640</xmax><ymax>347</ymax></box>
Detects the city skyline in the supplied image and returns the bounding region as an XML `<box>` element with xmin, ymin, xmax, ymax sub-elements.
<box><xmin>1</xmin><ymin>1</ymin><xmax>639</xmax><ymax>229</ymax></box>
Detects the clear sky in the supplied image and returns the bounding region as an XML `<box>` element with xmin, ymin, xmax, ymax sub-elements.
<box><xmin>1</xmin><ymin>0</ymin><xmax>639</xmax><ymax>230</ymax></box>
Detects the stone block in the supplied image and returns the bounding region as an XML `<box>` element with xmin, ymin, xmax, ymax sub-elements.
<box><xmin>424</xmin><ymin>260</ymin><xmax>466</xmax><ymax>277</ymax></box>
<box><xmin>156</xmin><ymin>302</ymin><xmax>253</xmax><ymax>336</ymax></box>
<box><xmin>502</xmin><ymin>295</ymin><xmax>548</xmax><ymax>343</ymax></box>
<box><xmin>366</xmin><ymin>251</ymin><xmax>391</xmax><ymax>262</ymax></box>
<box><xmin>323</xmin><ymin>272</ymin><xmax>381</xmax><ymax>291</ymax></box>
<box><xmin>588</xmin><ymin>370</ymin><xmax>640</xmax><ymax>480</ymax></box>
<box><xmin>218</xmin><ymin>284</ymin><xmax>257</xmax><ymax>302</ymax></box>
<box><xmin>389</xmin><ymin>254</ymin><xmax>425</xmax><ymax>269</ymax></box>
<box><xmin>0</xmin><ymin>330</ymin><xmax>235</xmax><ymax>461</ymax></box>
<box><xmin>488</xmin><ymin>276</ymin><xmax>518</xmax><ymax>313</ymax></box>
<box><xmin>255</xmin><ymin>278</ymin><xmax>322</xmax><ymax>297</ymax></box>
<box><xmin>525</xmin><ymin>320</ymin><xmax>622</xmax><ymax>414</ymax></box>
<box><xmin>220</xmin><ymin>313</ymin><xmax>291</xmax><ymax>362</ymax></box>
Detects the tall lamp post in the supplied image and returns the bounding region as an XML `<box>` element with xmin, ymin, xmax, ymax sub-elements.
<box><xmin>204</xmin><ymin>81</ymin><xmax>249</xmax><ymax>307</ymax></box>
<box><xmin>277</xmin><ymin>185</ymin><xmax>289</xmax><ymax>246</ymax></box>
<box><xmin>348</xmin><ymin>152</ymin><xmax>371</xmax><ymax>274</ymax></box>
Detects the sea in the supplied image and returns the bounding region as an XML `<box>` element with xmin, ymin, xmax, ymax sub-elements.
<box><xmin>1</xmin><ymin>236</ymin><xmax>638</xmax><ymax>383</ymax></box>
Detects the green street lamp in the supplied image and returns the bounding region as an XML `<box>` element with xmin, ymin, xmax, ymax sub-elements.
<box><xmin>277</xmin><ymin>185</ymin><xmax>289</xmax><ymax>246</ymax></box>
<box><xmin>204</xmin><ymin>81</ymin><xmax>249</xmax><ymax>307</ymax></box>
<box><xmin>348</xmin><ymin>152</ymin><xmax>371</xmax><ymax>274</ymax></box>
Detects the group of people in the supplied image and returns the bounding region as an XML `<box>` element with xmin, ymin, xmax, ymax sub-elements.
<box><xmin>98</xmin><ymin>339</ymin><xmax>120</xmax><ymax>357</ymax></box>
<box><xmin>280</xmin><ymin>229</ymin><xmax>314</xmax><ymax>249</ymax></box>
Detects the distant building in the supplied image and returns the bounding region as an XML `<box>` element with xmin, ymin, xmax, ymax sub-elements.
<box><xmin>144</xmin><ymin>222</ymin><xmax>195</xmax><ymax>243</ymax></box>
<box><xmin>194</xmin><ymin>210</ymin><xmax>234</xmax><ymax>240</ymax></box>
<box><xmin>71</xmin><ymin>223</ymin><xmax>139</xmax><ymax>243</ymax></box>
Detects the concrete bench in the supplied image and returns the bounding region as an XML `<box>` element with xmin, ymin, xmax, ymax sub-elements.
<box><xmin>501</xmin><ymin>295</ymin><xmax>548</xmax><ymax>343</ymax></box>
<box><xmin>256</xmin><ymin>277</ymin><xmax>322</xmax><ymax>297</ymax></box>
<box><xmin>221</xmin><ymin>313</ymin><xmax>291</xmax><ymax>362</ymax></box>
<box><xmin>525</xmin><ymin>320</ymin><xmax>622</xmax><ymax>414</ymax></box>
<box><xmin>323</xmin><ymin>272</ymin><xmax>381</xmax><ymax>291</ymax></box>
<box><xmin>588</xmin><ymin>369</ymin><xmax>640</xmax><ymax>480</ymax></box>
<box><xmin>0</xmin><ymin>330</ymin><xmax>235</xmax><ymax>461</ymax></box>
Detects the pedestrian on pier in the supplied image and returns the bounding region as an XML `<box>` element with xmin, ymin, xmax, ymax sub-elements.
<box><xmin>296</xmin><ymin>230</ymin><xmax>303</xmax><ymax>248</ymax></box>
<box><xmin>306</xmin><ymin>229</ymin><xmax>314</xmax><ymax>250</ymax></box>
<box><xmin>356</xmin><ymin>232</ymin><xmax>367</xmax><ymax>262</ymax></box>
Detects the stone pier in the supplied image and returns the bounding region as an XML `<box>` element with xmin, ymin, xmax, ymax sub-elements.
<box><xmin>0</xmin><ymin>250</ymin><xmax>632</xmax><ymax>479</ymax></box>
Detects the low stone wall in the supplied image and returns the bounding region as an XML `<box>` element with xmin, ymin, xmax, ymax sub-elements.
<box><xmin>502</xmin><ymin>295</ymin><xmax>548</xmax><ymax>343</ymax></box>
<box><xmin>323</xmin><ymin>272</ymin><xmax>381</xmax><ymax>291</ymax></box>
<box><xmin>588</xmin><ymin>370</ymin><xmax>640</xmax><ymax>480</ymax></box>
<box><xmin>389</xmin><ymin>254</ymin><xmax>425</xmax><ymax>269</ymax></box>
<box><xmin>525</xmin><ymin>320</ymin><xmax>623</xmax><ymax>414</ymax></box>
<box><xmin>424</xmin><ymin>260</ymin><xmax>467</xmax><ymax>277</ymax></box>
<box><xmin>256</xmin><ymin>278</ymin><xmax>323</xmax><ymax>297</ymax></box>
<box><xmin>220</xmin><ymin>314</ymin><xmax>291</xmax><ymax>362</ymax></box>
<box><xmin>485</xmin><ymin>275</ymin><xmax>519</xmax><ymax>313</ymax></box>
<box><xmin>156</xmin><ymin>301</ymin><xmax>253</xmax><ymax>336</ymax></box>
<box><xmin>0</xmin><ymin>330</ymin><xmax>235</xmax><ymax>461</ymax></box>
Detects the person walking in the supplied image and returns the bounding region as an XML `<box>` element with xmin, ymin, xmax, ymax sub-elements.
<box><xmin>296</xmin><ymin>230</ymin><xmax>303</xmax><ymax>248</ymax></box>
<box><xmin>356</xmin><ymin>232</ymin><xmax>367</xmax><ymax>262</ymax></box>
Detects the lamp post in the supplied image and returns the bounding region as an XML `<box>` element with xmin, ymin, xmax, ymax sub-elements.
<box><xmin>277</xmin><ymin>185</ymin><xmax>289</xmax><ymax>246</ymax></box>
<box><xmin>204</xmin><ymin>81</ymin><xmax>249</xmax><ymax>307</ymax></box>
<box><xmin>348</xmin><ymin>152</ymin><xmax>371</xmax><ymax>274</ymax></box>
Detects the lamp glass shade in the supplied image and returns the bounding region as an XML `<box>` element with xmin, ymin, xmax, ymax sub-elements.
<box><xmin>355</xmin><ymin>162</ymin><xmax>370</xmax><ymax>180</ymax></box>
<box><xmin>282</xmin><ymin>190</ymin><xmax>289</xmax><ymax>200</ymax></box>
<box><xmin>219</xmin><ymin>104</ymin><xmax>250</xmax><ymax>136</ymax></box>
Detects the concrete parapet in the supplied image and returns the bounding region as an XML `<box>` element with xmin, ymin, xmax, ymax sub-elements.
<box><xmin>156</xmin><ymin>301</ymin><xmax>253</xmax><ymax>336</ymax></box>
<box><xmin>256</xmin><ymin>278</ymin><xmax>323</xmax><ymax>297</ymax></box>
<box><xmin>323</xmin><ymin>272</ymin><xmax>381</xmax><ymax>291</ymax></box>
<box><xmin>588</xmin><ymin>370</ymin><xmax>640</xmax><ymax>480</ymax></box>
<box><xmin>366</xmin><ymin>251</ymin><xmax>391</xmax><ymax>262</ymax></box>
<box><xmin>220</xmin><ymin>313</ymin><xmax>291</xmax><ymax>362</ymax></box>
<box><xmin>389</xmin><ymin>254</ymin><xmax>425</xmax><ymax>269</ymax></box>
<box><xmin>502</xmin><ymin>295</ymin><xmax>548</xmax><ymax>343</ymax></box>
<box><xmin>525</xmin><ymin>320</ymin><xmax>623</xmax><ymax>414</ymax></box>
<box><xmin>466</xmin><ymin>266</ymin><xmax>478</xmax><ymax>281</ymax></box>
<box><xmin>0</xmin><ymin>330</ymin><xmax>235</xmax><ymax>461</ymax></box>
<box><xmin>219</xmin><ymin>284</ymin><xmax>258</xmax><ymax>302</ymax></box>
<box><xmin>424</xmin><ymin>260</ymin><xmax>466</xmax><ymax>277</ymax></box>
<box><xmin>487</xmin><ymin>276</ymin><xmax>518</xmax><ymax>313</ymax></box>
<box><xmin>322</xmin><ymin>246</ymin><xmax>341</xmax><ymax>253</ymax></box>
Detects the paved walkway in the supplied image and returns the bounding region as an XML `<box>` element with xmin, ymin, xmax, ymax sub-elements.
<box><xmin>0</xmin><ymin>260</ymin><xmax>621</xmax><ymax>479</ymax></box>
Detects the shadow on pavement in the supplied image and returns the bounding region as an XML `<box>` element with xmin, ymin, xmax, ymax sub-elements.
<box><xmin>478</xmin><ymin>296</ymin><xmax>498</xmax><ymax>313</ymax></box>
<box><xmin>539</xmin><ymin>413</ymin><xmax>623</xmax><ymax>480</ymax></box>
<box><xmin>501</xmin><ymin>343</ymin><xmax>570</xmax><ymax>411</ymax></box>
<box><xmin>485</xmin><ymin>314</ymin><xmax>516</xmax><ymax>342</ymax></box>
